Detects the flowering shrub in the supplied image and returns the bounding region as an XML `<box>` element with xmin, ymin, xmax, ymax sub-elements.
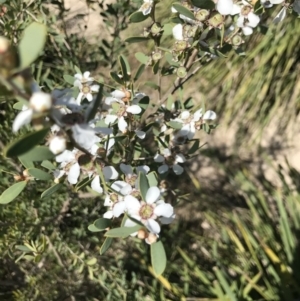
<box><xmin>0</xmin><ymin>0</ymin><xmax>299</xmax><ymax>276</ymax></box>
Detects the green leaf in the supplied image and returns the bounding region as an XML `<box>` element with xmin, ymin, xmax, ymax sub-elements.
<box><xmin>0</xmin><ymin>181</ymin><xmax>27</xmax><ymax>204</ymax></box>
<box><xmin>145</xmin><ymin>81</ymin><xmax>160</xmax><ymax>90</ymax></box>
<box><xmin>138</xmin><ymin>96</ymin><xmax>150</xmax><ymax>110</ymax></box>
<box><xmin>18</xmin><ymin>22</ymin><xmax>47</xmax><ymax>69</ymax></box>
<box><xmin>86</xmin><ymin>84</ymin><xmax>103</xmax><ymax>122</ymax></box>
<box><xmin>172</xmin><ymin>3</ymin><xmax>196</xmax><ymax>20</ymax></box>
<box><xmin>152</xmin><ymin>61</ymin><xmax>160</xmax><ymax>75</ymax></box>
<box><xmin>135</xmin><ymin>52</ymin><xmax>149</xmax><ymax>65</ymax></box>
<box><xmin>5</xmin><ymin>128</ymin><xmax>50</xmax><ymax>158</ymax></box>
<box><xmin>63</xmin><ymin>74</ymin><xmax>75</xmax><ymax>85</ymax></box>
<box><xmin>19</xmin><ymin>146</ymin><xmax>54</xmax><ymax>162</ymax></box>
<box><xmin>151</xmin><ymin>241</ymin><xmax>167</xmax><ymax>276</ymax></box>
<box><xmin>18</xmin><ymin>157</ymin><xmax>34</xmax><ymax>169</ymax></box>
<box><xmin>119</xmin><ymin>55</ymin><xmax>130</xmax><ymax>82</ymax></box>
<box><xmin>75</xmin><ymin>177</ymin><xmax>92</xmax><ymax>192</ymax></box>
<box><xmin>147</xmin><ymin>172</ymin><xmax>158</xmax><ymax>187</ymax></box>
<box><xmin>88</xmin><ymin>224</ymin><xmax>102</xmax><ymax>232</ymax></box>
<box><xmin>13</xmin><ymin>101</ymin><xmax>27</xmax><ymax>110</ymax></box>
<box><xmin>191</xmin><ymin>0</ymin><xmax>215</xmax><ymax>9</ymax></box>
<box><xmin>110</xmin><ymin>71</ymin><xmax>124</xmax><ymax>85</ymax></box>
<box><xmin>15</xmin><ymin>245</ymin><xmax>32</xmax><ymax>252</ymax></box>
<box><xmin>105</xmin><ymin>225</ymin><xmax>142</xmax><ymax>238</ymax></box>
<box><xmin>94</xmin><ymin>218</ymin><xmax>111</xmax><ymax>231</ymax></box>
<box><xmin>139</xmin><ymin>171</ymin><xmax>149</xmax><ymax>201</ymax></box>
<box><xmin>167</xmin><ymin>121</ymin><xmax>183</xmax><ymax>130</ymax></box>
<box><xmin>41</xmin><ymin>160</ymin><xmax>56</xmax><ymax>170</ymax></box>
<box><xmin>129</xmin><ymin>11</ymin><xmax>149</xmax><ymax>23</ymax></box>
<box><xmin>188</xmin><ymin>140</ymin><xmax>200</xmax><ymax>154</ymax></box>
<box><xmin>27</xmin><ymin>168</ymin><xmax>52</xmax><ymax>181</ymax></box>
<box><xmin>165</xmin><ymin>52</ymin><xmax>180</xmax><ymax>67</ymax></box>
<box><xmin>41</xmin><ymin>183</ymin><xmax>63</xmax><ymax>199</ymax></box>
<box><xmin>134</xmin><ymin>64</ymin><xmax>146</xmax><ymax>81</ymax></box>
<box><xmin>125</xmin><ymin>36</ymin><xmax>150</xmax><ymax>43</ymax></box>
<box><xmin>100</xmin><ymin>237</ymin><xmax>113</xmax><ymax>255</ymax></box>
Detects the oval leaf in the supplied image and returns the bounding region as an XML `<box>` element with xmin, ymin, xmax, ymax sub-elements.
<box><xmin>19</xmin><ymin>22</ymin><xmax>47</xmax><ymax>69</ymax></box>
<box><xmin>19</xmin><ymin>146</ymin><xmax>54</xmax><ymax>162</ymax></box>
<box><xmin>5</xmin><ymin>128</ymin><xmax>50</xmax><ymax>158</ymax></box>
<box><xmin>138</xmin><ymin>171</ymin><xmax>149</xmax><ymax>201</ymax></box>
<box><xmin>151</xmin><ymin>241</ymin><xmax>167</xmax><ymax>276</ymax></box>
<box><xmin>191</xmin><ymin>0</ymin><xmax>215</xmax><ymax>9</ymax></box>
<box><xmin>27</xmin><ymin>168</ymin><xmax>52</xmax><ymax>181</ymax></box>
<box><xmin>134</xmin><ymin>64</ymin><xmax>146</xmax><ymax>81</ymax></box>
<box><xmin>129</xmin><ymin>11</ymin><xmax>149</xmax><ymax>23</ymax></box>
<box><xmin>125</xmin><ymin>36</ymin><xmax>150</xmax><ymax>43</ymax></box>
<box><xmin>105</xmin><ymin>225</ymin><xmax>142</xmax><ymax>238</ymax></box>
<box><xmin>94</xmin><ymin>218</ymin><xmax>111</xmax><ymax>231</ymax></box>
<box><xmin>172</xmin><ymin>3</ymin><xmax>196</xmax><ymax>20</ymax></box>
<box><xmin>41</xmin><ymin>183</ymin><xmax>63</xmax><ymax>199</ymax></box>
<box><xmin>135</xmin><ymin>52</ymin><xmax>149</xmax><ymax>65</ymax></box>
<box><xmin>100</xmin><ymin>237</ymin><xmax>113</xmax><ymax>255</ymax></box>
<box><xmin>119</xmin><ymin>55</ymin><xmax>130</xmax><ymax>82</ymax></box>
<box><xmin>0</xmin><ymin>181</ymin><xmax>27</xmax><ymax>204</ymax></box>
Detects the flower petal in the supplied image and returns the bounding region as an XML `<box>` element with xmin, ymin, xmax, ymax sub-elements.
<box><xmin>173</xmin><ymin>164</ymin><xmax>184</xmax><ymax>175</ymax></box>
<box><xmin>126</xmin><ymin>105</ymin><xmax>142</xmax><ymax>114</ymax></box>
<box><xmin>103</xmin><ymin>210</ymin><xmax>114</xmax><ymax>219</ymax></box>
<box><xmin>91</xmin><ymin>175</ymin><xmax>103</xmax><ymax>194</ymax></box>
<box><xmin>135</xmin><ymin>130</ymin><xmax>146</xmax><ymax>139</ymax></box>
<box><xmin>203</xmin><ymin>110</ymin><xmax>217</xmax><ymax>120</ymax></box>
<box><xmin>217</xmin><ymin>0</ymin><xmax>234</xmax><ymax>15</ymax></box>
<box><xmin>160</xmin><ymin>214</ymin><xmax>176</xmax><ymax>224</ymax></box>
<box><xmin>113</xmin><ymin>201</ymin><xmax>126</xmax><ymax>217</ymax></box>
<box><xmin>145</xmin><ymin>186</ymin><xmax>160</xmax><ymax>204</ymax></box>
<box><xmin>145</xmin><ymin>219</ymin><xmax>161</xmax><ymax>234</ymax></box>
<box><xmin>154</xmin><ymin>203</ymin><xmax>174</xmax><ymax>218</ymax></box>
<box><xmin>68</xmin><ymin>163</ymin><xmax>80</xmax><ymax>184</ymax></box>
<box><xmin>158</xmin><ymin>164</ymin><xmax>169</xmax><ymax>174</ymax></box>
<box><xmin>154</xmin><ymin>154</ymin><xmax>164</xmax><ymax>163</ymax></box>
<box><xmin>124</xmin><ymin>195</ymin><xmax>141</xmax><ymax>214</ymax></box>
<box><xmin>120</xmin><ymin>163</ymin><xmax>133</xmax><ymax>176</ymax></box>
<box><xmin>12</xmin><ymin>109</ymin><xmax>33</xmax><ymax>132</ymax></box>
<box><xmin>103</xmin><ymin>166</ymin><xmax>119</xmax><ymax>180</ymax></box>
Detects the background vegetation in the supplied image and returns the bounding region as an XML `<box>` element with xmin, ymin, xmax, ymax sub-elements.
<box><xmin>0</xmin><ymin>0</ymin><xmax>300</xmax><ymax>300</ymax></box>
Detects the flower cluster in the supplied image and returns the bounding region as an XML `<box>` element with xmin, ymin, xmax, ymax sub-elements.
<box><xmin>12</xmin><ymin>68</ymin><xmax>215</xmax><ymax>244</ymax></box>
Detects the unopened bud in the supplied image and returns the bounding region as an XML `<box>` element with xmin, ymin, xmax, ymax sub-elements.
<box><xmin>152</xmin><ymin>51</ymin><xmax>162</xmax><ymax>61</ymax></box>
<box><xmin>231</xmin><ymin>34</ymin><xmax>244</xmax><ymax>46</ymax></box>
<box><xmin>145</xmin><ymin>233</ymin><xmax>158</xmax><ymax>244</ymax></box>
<box><xmin>174</xmin><ymin>40</ymin><xmax>189</xmax><ymax>51</ymax></box>
<box><xmin>195</xmin><ymin>9</ymin><xmax>210</xmax><ymax>21</ymax></box>
<box><xmin>30</xmin><ymin>92</ymin><xmax>52</xmax><ymax>112</ymax></box>
<box><xmin>23</xmin><ymin>169</ymin><xmax>29</xmax><ymax>177</ymax></box>
<box><xmin>49</xmin><ymin>136</ymin><xmax>66</xmax><ymax>155</ymax></box>
<box><xmin>151</xmin><ymin>23</ymin><xmax>162</xmax><ymax>36</ymax></box>
<box><xmin>208</xmin><ymin>13</ymin><xmax>224</xmax><ymax>29</ymax></box>
<box><xmin>176</xmin><ymin>66</ymin><xmax>187</xmax><ymax>78</ymax></box>
<box><xmin>137</xmin><ymin>229</ymin><xmax>148</xmax><ymax>240</ymax></box>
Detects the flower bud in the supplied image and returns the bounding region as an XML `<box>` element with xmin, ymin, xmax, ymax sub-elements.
<box><xmin>137</xmin><ymin>229</ymin><xmax>148</xmax><ymax>240</ymax></box>
<box><xmin>151</xmin><ymin>23</ymin><xmax>162</xmax><ymax>36</ymax></box>
<box><xmin>145</xmin><ymin>233</ymin><xmax>158</xmax><ymax>244</ymax></box>
<box><xmin>176</xmin><ymin>66</ymin><xmax>187</xmax><ymax>78</ymax></box>
<box><xmin>30</xmin><ymin>92</ymin><xmax>52</xmax><ymax>112</ymax></box>
<box><xmin>195</xmin><ymin>9</ymin><xmax>210</xmax><ymax>21</ymax></box>
<box><xmin>231</xmin><ymin>34</ymin><xmax>244</xmax><ymax>46</ymax></box>
<box><xmin>152</xmin><ymin>51</ymin><xmax>162</xmax><ymax>61</ymax></box>
<box><xmin>207</xmin><ymin>14</ymin><xmax>224</xmax><ymax>29</ymax></box>
<box><xmin>49</xmin><ymin>136</ymin><xmax>67</xmax><ymax>155</ymax></box>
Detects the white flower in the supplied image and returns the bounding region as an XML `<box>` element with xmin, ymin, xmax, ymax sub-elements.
<box><xmin>71</xmin><ymin>124</ymin><xmax>101</xmax><ymax>152</ymax></box>
<box><xmin>74</xmin><ymin>81</ymin><xmax>99</xmax><ymax>104</ymax></box>
<box><xmin>173</xmin><ymin>24</ymin><xmax>184</xmax><ymax>41</ymax></box>
<box><xmin>217</xmin><ymin>0</ymin><xmax>234</xmax><ymax>15</ymax></box>
<box><xmin>234</xmin><ymin>3</ymin><xmax>260</xmax><ymax>35</ymax></box>
<box><xmin>105</xmin><ymin>102</ymin><xmax>142</xmax><ymax>133</ymax></box>
<box><xmin>55</xmin><ymin>149</ymin><xmax>80</xmax><ymax>184</ymax></box>
<box><xmin>139</xmin><ymin>0</ymin><xmax>153</xmax><ymax>15</ymax></box>
<box><xmin>154</xmin><ymin>148</ymin><xmax>186</xmax><ymax>175</ymax></box>
<box><xmin>12</xmin><ymin>92</ymin><xmax>52</xmax><ymax>132</ymax></box>
<box><xmin>49</xmin><ymin>136</ymin><xmax>66</xmax><ymax>155</ymax></box>
<box><xmin>74</xmin><ymin>71</ymin><xmax>94</xmax><ymax>85</ymax></box>
<box><xmin>125</xmin><ymin>186</ymin><xmax>174</xmax><ymax>234</ymax></box>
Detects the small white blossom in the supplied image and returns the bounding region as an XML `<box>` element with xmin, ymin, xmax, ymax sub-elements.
<box><xmin>49</xmin><ymin>136</ymin><xmax>67</xmax><ymax>155</ymax></box>
<box><xmin>139</xmin><ymin>0</ymin><xmax>153</xmax><ymax>16</ymax></box>
<box><xmin>154</xmin><ymin>148</ymin><xmax>186</xmax><ymax>175</ymax></box>
<box><xmin>125</xmin><ymin>186</ymin><xmax>174</xmax><ymax>234</ymax></box>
